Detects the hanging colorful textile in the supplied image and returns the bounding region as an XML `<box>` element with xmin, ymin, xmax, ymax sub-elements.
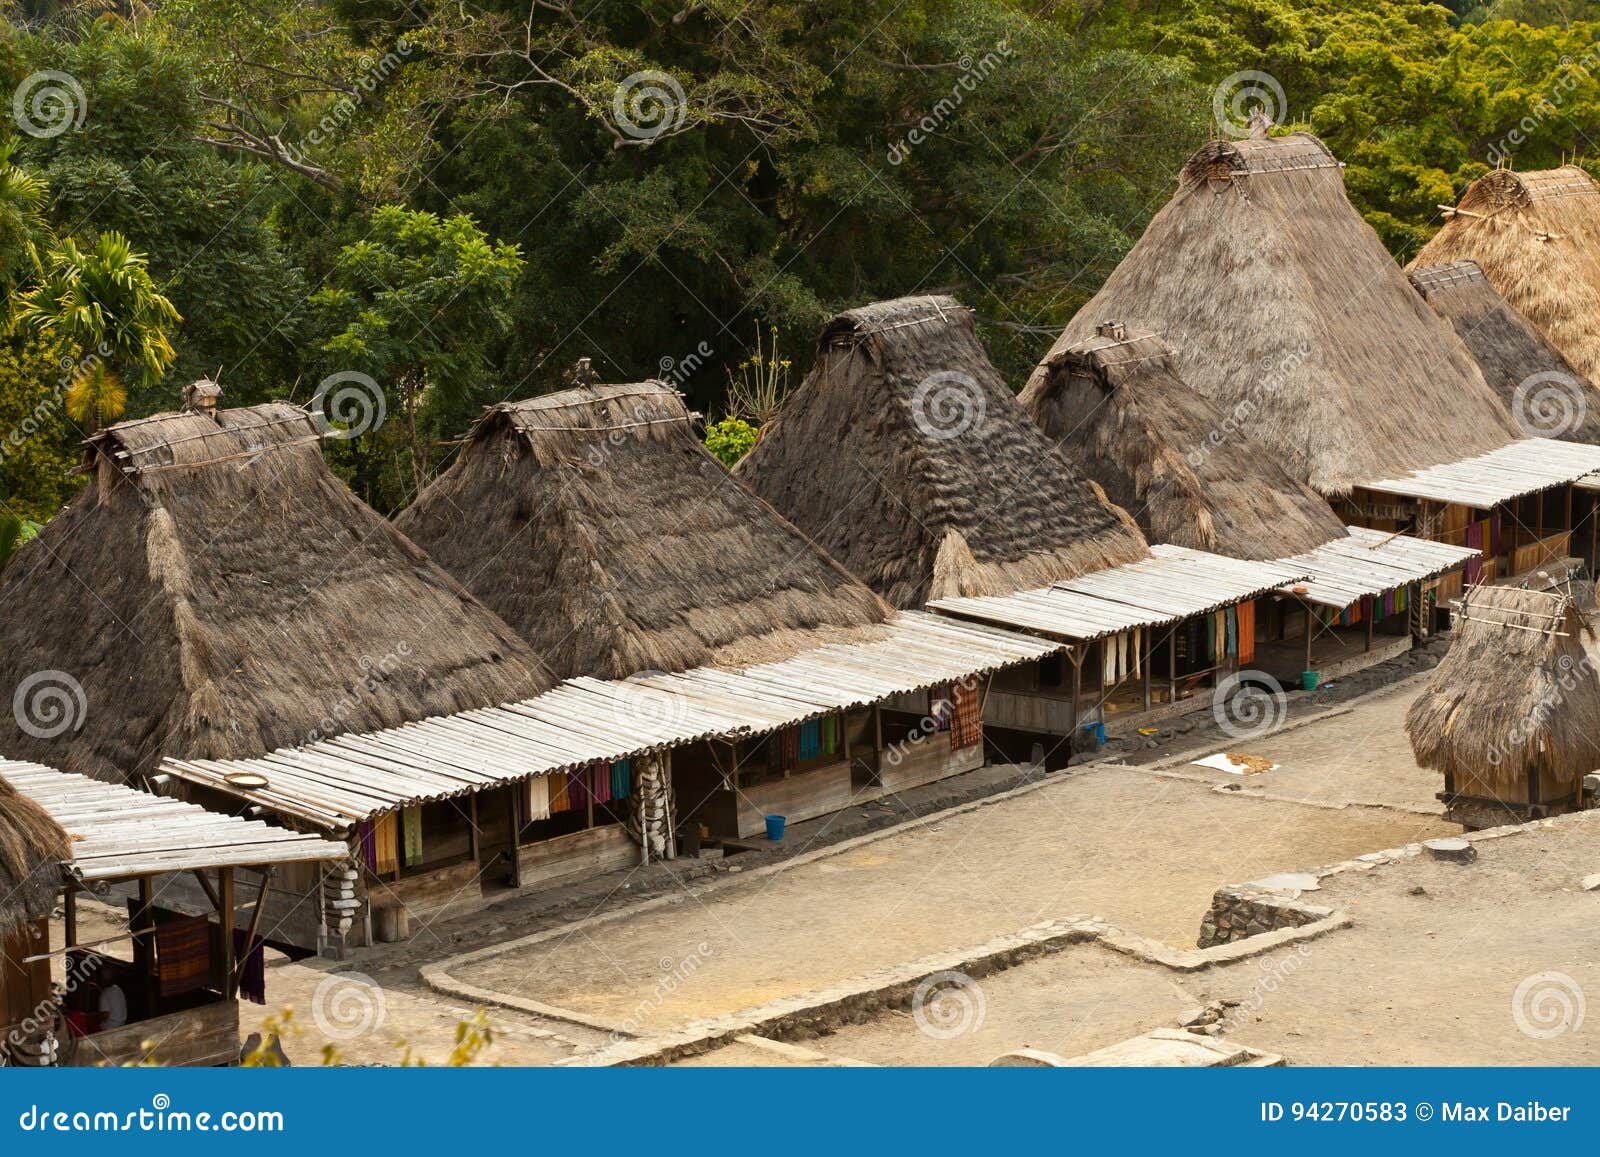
<box><xmin>820</xmin><ymin>714</ymin><xmax>838</xmax><ymax>757</ymax></box>
<box><xmin>526</xmin><ymin>775</ymin><xmax>551</xmax><ymax>822</ymax></box>
<box><xmin>401</xmin><ymin>806</ymin><xmax>423</xmax><ymax>867</ymax></box>
<box><xmin>1465</xmin><ymin>521</ymin><xmax>1484</xmax><ymax>584</ymax></box>
<box><xmin>776</xmin><ymin>726</ymin><xmax>800</xmax><ymax>771</ymax></box>
<box><xmin>373</xmin><ymin>811</ymin><xmax>399</xmax><ymax>876</ymax></box>
<box><xmin>358</xmin><ymin>820</ymin><xmax>378</xmax><ymax>872</ymax></box>
<box><xmin>549</xmin><ymin>768</ymin><xmax>571</xmax><ymax>812</ymax></box>
<box><xmin>153</xmin><ymin>915</ymin><xmax>211</xmax><ymax>998</ymax></box>
<box><xmin>950</xmin><ymin>679</ymin><xmax>982</xmax><ymax>749</ymax></box>
<box><xmin>568</xmin><ymin>766</ymin><xmax>590</xmax><ymax>811</ymax></box>
<box><xmin>930</xmin><ymin>685</ymin><xmax>954</xmax><ymax>733</ymax></box>
<box><xmin>1237</xmin><ymin>602</ymin><xmax>1256</xmax><ymax>665</ymax></box>
<box><xmin>610</xmin><ymin>760</ymin><xmax>632</xmax><ymax>800</ymax></box>
<box><xmin>798</xmin><ymin>718</ymin><xmax>822</xmax><ymax>760</ymax></box>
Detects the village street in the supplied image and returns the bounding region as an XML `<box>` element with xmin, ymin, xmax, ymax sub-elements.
<box><xmin>231</xmin><ymin>673</ymin><xmax>1481</xmax><ymax>1066</ymax></box>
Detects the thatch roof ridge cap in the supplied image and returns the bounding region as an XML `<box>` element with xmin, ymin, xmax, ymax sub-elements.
<box><xmin>1407</xmin><ymin>260</ymin><xmax>1488</xmax><ymax>297</ymax></box>
<box><xmin>89</xmin><ymin>402</ymin><xmax>321</xmax><ymax>475</ymax></box>
<box><xmin>1047</xmin><ymin>328</ymin><xmax>1172</xmax><ymax>375</ymax></box>
<box><xmin>818</xmin><ymin>294</ymin><xmax>972</xmax><ymax>349</ymax></box>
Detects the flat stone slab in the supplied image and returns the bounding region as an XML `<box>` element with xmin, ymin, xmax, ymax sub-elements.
<box><xmin>1248</xmin><ymin>872</ymin><xmax>1321</xmax><ymax>892</ymax></box>
<box><xmin>1424</xmin><ymin>837</ymin><xmax>1477</xmax><ymax>863</ymax></box>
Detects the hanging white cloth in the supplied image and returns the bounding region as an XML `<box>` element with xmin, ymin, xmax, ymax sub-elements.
<box><xmin>526</xmin><ymin>775</ymin><xmax>551</xmax><ymax>822</ymax></box>
<box><xmin>1102</xmin><ymin>638</ymin><xmax>1116</xmax><ymax>687</ymax></box>
<box><xmin>1132</xmin><ymin>628</ymin><xmax>1142</xmax><ymax>679</ymax></box>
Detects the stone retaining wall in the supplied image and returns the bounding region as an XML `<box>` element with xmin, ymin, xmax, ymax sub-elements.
<box><xmin>1198</xmin><ymin>884</ymin><xmax>1335</xmax><ymax>948</ymax></box>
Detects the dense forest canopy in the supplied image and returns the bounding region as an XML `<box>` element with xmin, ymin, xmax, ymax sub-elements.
<box><xmin>2</xmin><ymin>0</ymin><xmax>1600</xmax><ymax>518</ymax></box>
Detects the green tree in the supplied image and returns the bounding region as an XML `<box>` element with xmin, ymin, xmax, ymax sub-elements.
<box><xmin>0</xmin><ymin>333</ymin><xmax>79</xmax><ymax>526</ymax></box>
<box><xmin>0</xmin><ymin>140</ymin><xmax>50</xmax><ymax>302</ymax></box>
<box><xmin>16</xmin><ymin>230</ymin><xmax>181</xmax><ymax>390</ymax></box>
<box><xmin>10</xmin><ymin>16</ymin><xmax>309</xmax><ymax>411</ymax></box>
<box><xmin>312</xmin><ymin>205</ymin><xmax>525</xmax><ymax>503</ymax></box>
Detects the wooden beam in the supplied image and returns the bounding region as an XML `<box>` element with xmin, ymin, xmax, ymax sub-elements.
<box><xmin>233</xmin><ymin>867</ymin><xmax>273</xmax><ymax>994</ymax></box>
<box><xmin>218</xmin><ymin>868</ymin><xmax>236</xmax><ymax>1000</ymax></box>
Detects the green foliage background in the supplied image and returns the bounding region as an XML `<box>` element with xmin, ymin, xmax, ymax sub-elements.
<box><xmin>2</xmin><ymin>0</ymin><xmax>1600</xmax><ymax>514</ymax></box>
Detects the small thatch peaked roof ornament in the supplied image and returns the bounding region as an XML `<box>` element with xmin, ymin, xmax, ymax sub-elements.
<box><xmin>0</xmin><ymin>772</ymin><xmax>70</xmax><ymax>937</ymax></box>
<box><xmin>1030</xmin><ymin>130</ymin><xmax>1519</xmax><ymax>496</ymax></box>
<box><xmin>1409</xmin><ymin>260</ymin><xmax>1600</xmax><ymax>445</ymax></box>
<box><xmin>0</xmin><ymin>403</ymin><xmax>550</xmax><ymax>783</ymax></box>
<box><xmin>397</xmin><ymin>381</ymin><xmax>893</xmax><ymax>680</ymax></box>
<box><xmin>1406</xmin><ymin>584</ymin><xmax>1600</xmax><ymax>808</ymax></box>
<box><xmin>182</xmin><ymin>377</ymin><xmax>223</xmax><ymax>417</ymax></box>
<box><xmin>736</xmin><ymin>295</ymin><xmax>1150</xmax><ymax>609</ymax></box>
<box><xmin>1410</xmin><ymin>166</ymin><xmax>1600</xmax><ymax>386</ymax></box>
<box><xmin>1024</xmin><ymin>325</ymin><xmax>1346</xmax><ymax>560</ymax></box>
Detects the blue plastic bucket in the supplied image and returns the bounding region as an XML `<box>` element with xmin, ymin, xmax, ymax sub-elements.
<box><xmin>1082</xmin><ymin>722</ymin><xmax>1106</xmax><ymax>746</ymax></box>
<box><xmin>764</xmin><ymin>814</ymin><xmax>787</xmax><ymax>841</ymax></box>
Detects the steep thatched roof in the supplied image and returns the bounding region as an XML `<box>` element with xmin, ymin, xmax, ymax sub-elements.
<box><xmin>0</xmin><ymin>404</ymin><xmax>550</xmax><ymax>783</ymax></box>
<box><xmin>736</xmin><ymin>296</ymin><xmax>1150</xmax><ymax>609</ymax></box>
<box><xmin>395</xmin><ymin>382</ymin><xmax>893</xmax><ymax>681</ymax></box>
<box><xmin>1409</xmin><ymin>261</ymin><xmax>1600</xmax><ymax>444</ymax></box>
<box><xmin>1406</xmin><ymin>585</ymin><xmax>1600</xmax><ymax>800</ymax></box>
<box><xmin>1030</xmin><ymin>131</ymin><xmax>1519</xmax><ymax>496</ymax></box>
<box><xmin>1023</xmin><ymin>326</ymin><xmax>1346</xmax><ymax>559</ymax></box>
<box><xmin>1410</xmin><ymin>167</ymin><xmax>1600</xmax><ymax>386</ymax></box>
<box><xmin>0</xmin><ymin>774</ymin><xmax>69</xmax><ymax>935</ymax></box>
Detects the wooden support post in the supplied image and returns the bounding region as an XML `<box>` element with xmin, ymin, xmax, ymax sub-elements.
<box><xmin>1303</xmin><ymin>601</ymin><xmax>1314</xmax><ymax>674</ymax></box>
<box><xmin>1536</xmin><ymin>489</ymin><xmax>1545</xmax><ymax>542</ymax></box>
<box><xmin>1167</xmin><ymin>629</ymin><xmax>1177</xmax><ymax>704</ymax></box>
<box><xmin>1069</xmin><ymin>648</ymin><xmax>1084</xmax><ymax>732</ymax></box>
<box><xmin>1141</xmin><ymin>632</ymin><xmax>1152</xmax><ymax>712</ymax></box>
<box><xmin>64</xmin><ymin>889</ymin><xmax>77</xmax><ymax>949</ymax></box>
<box><xmin>134</xmin><ymin>877</ymin><xmax>155</xmax><ymax>986</ymax></box>
<box><xmin>1564</xmin><ymin>484</ymin><xmax>1574</xmax><ymax>536</ymax></box>
<box><xmin>218</xmin><ymin>868</ymin><xmax>236</xmax><ymax>1000</ymax></box>
<box><xmin>1092</xmin><ymin>640</ymin><xmax>1104</xmax><ymax>720</ymax></box>
<box><xmin>233</xmin><ymin>868</ymin><xmax>273</xmax><ymax>994</ymax></box>
<box><xmin>470</xmin><ymin>794</ymin><xmax>483</xmax><ymax>861</ymax></box>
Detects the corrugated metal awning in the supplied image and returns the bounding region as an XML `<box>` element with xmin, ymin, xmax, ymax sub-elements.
<box><xmin>0</xmin><ymin>759</ymin><xmax>350</xmax><ymax>882</ymax></box>
<box><xmin>1274</xmin><ymin>527</ymin><xmax>1480</xmax><ymax>609</ymax></box>
<box><xmin>928</xmin><ymin>546</ymin><xmax>1310</xmax><ymax>642</ymax></box>
<box><xmin>157</xmin><ymin>613</ymin><xmax>1058</xmax><ymax>832</ymax></box>
<box><xmin>1359</xmin><ymin>439</ymin><xmax>1600</xmax><ymax>507</ymax></box>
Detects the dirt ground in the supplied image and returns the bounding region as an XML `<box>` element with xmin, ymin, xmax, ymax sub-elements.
<box><xmin>756</xmin><ymin>817</ymin><xmax>1600</xmax><ymax>1067</ymax></box>
<box><xmin>449</xmin><ymin>680</ymin><xmax>1449</xmax><ymax>1034</ymax></box>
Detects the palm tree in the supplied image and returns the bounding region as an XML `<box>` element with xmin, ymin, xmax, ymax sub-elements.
<box><xmin>64</xmin><ymin>360</ymin><xmax>128</xmax><ymax>434</ymax></box>
<box><xmin>0</xmin><ymin>140</ymin><xmax>51</xmax><ymax>303</ymax></box>
<box><xmin>15</xmin><ymin>230</ymin><xmax>181</xmax><ymax>386</ymax></box>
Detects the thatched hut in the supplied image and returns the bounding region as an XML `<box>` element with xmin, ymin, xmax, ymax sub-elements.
<box><xmin>0</xmin><ymin>774</ymin><xmax>69</xmax><ymax>936</ymax></box>
<box><xmin>736</xmin><ymin>295</ymin><xmax>1150</xmax><ymax>609</ymax></box>
<box><xmin>0</xmin><ymin>403</ymin><xmax>549</xmax><ymax>784</ymax></box>
<box><xmin>401</xmin><ymin>381</ymin><xmax>1020</xmax><ymax>844</ymax></box>
<box><xmin>1408</xmin><ymin>260</ymin><xmax>1600</xmax><ymax>445</ymax></box>
<box><xmin>1410</xmin><ymin>167</ymin><xmax>1600</xmax><ymax>386</ymax></box>
<box><xmin>1406</xmin><ymin>584</ymin><xmax>1600</xmax><ymax>829</ymax></box>
<box><xmin>1022</xmin><ymin>323</ymin><xmax>1347</xmax><ymax>560</ymax></box>
<box><xmin>397</xmin><ymin>381</ymin><xmax>894</xmax><ymax>681</ymax></box>
<box><xmin>1030</xmin><ymin>130</ymin><xmax>1520</xmax><ymax>497</ymax></box>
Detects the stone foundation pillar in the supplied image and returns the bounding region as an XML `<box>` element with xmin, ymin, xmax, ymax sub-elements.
<box><xmin>634</xmin><ymin>752</ymin><xmax>675</xmax><ymax>861</ymax></box>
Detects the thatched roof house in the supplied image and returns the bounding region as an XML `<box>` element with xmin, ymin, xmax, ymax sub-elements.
<box><xmin>736</xmin><ymin>296</ymin><xmax>1150</xmax><ymax>608</ymax></box>
<box><xmin>0</xmin><ymin>404</ymin><xmax>549</xmax><ymax>783</ymax></box>
<box><xmin>1022</xmin><ymin>324</ymin><xmax>1346</xmax><ymax>560</ymax></box>
<box><xmin>1410</xmin><ymin>167</ymin><xmax>1600</xmax><ymax>385</ymax></box>
<box><xmin>1406</xmin><ymin>584</ymin><xmax>1600</xmax><ymax>819</ymax></box>
<box><xmin>395</xmin><ymin>382</ymin><xmax>894</xmax><ymax>680</ymax></box>
<box><xmin>1030</xmin><ymin>130</ymin><xmax>1519</xmax><ymax>496</ymax></box>
<box><xmin>1409</xmin><ymin>260</ymin><xmax>1600</xmax><ymax>444</ymax></box>
<box><xmin>0</xmin><ymin>775</ymin><xmax>69</xmax><ymax>935</ymax></box>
